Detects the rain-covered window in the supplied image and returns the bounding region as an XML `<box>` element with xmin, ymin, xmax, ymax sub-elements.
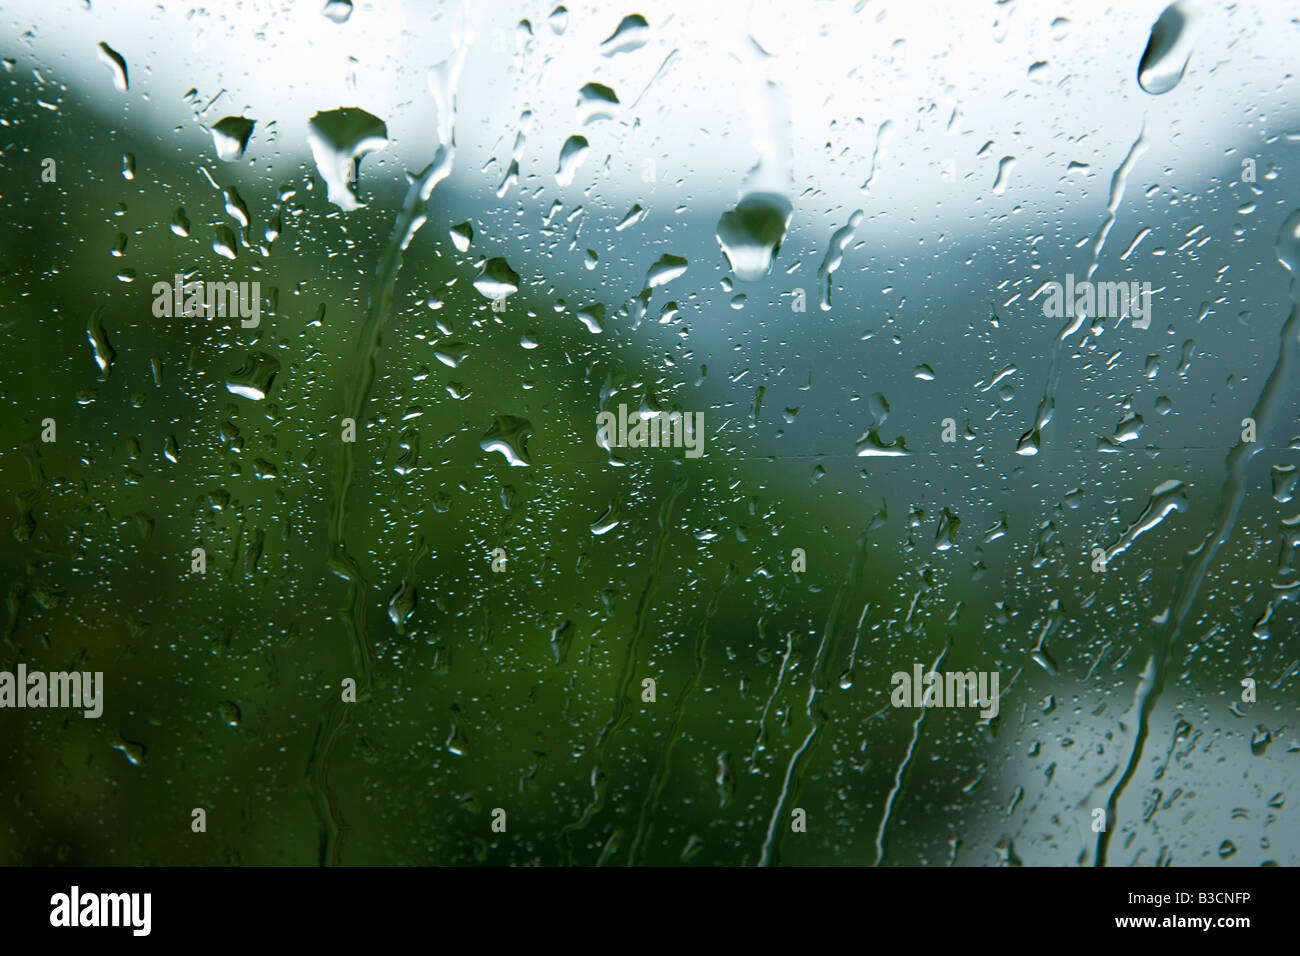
<box><xmin>1</xmin><ymin>0</ymin><xmax>1297</xmax><ymax>868</ymax></box>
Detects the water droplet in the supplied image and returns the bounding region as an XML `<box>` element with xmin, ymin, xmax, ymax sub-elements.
<box><xmin>211</xmin><ymin>116</ymin><xmax>256</xmax><ymax>161</ymax></box>
<box><xmin>445</xmin><ymin>723</ymin><xmax>468</xmax><ymax>756</ymax></box>
<box><xmin>550</xmin><ymin>619</ymin><xmax>573</xmax><ymax>665</ymax></box>
<box><xmin>1276</xmin><ymin>208</ymin><xmax>1300</xmax><ymax>274</ymax></box>
<box><xmin>171</xmin><ymin>207</ymin><xmax>190</xmax><ymax>237</ymax></box>
<box><xmin>225</xmin><ymin>351</ymin><xmax>280</xmax><ymax>401</ymax></box>
<box><xmin>1250</xmin><ymin>726</ymin><xmax>1272</xmax><ymax>755</ymax></box>
<box><xmin>577</xmin><ymin>303</ymin><xmax>605</xmax><ymax>333</ymax></box>
<box><xmin>433</xmin><ymin>343</ymin><xmax>469</xmax><ymax>368</ymax></box>
<box><xmin>716</xmin><ymin>193</ymin><xmax>792</xmax><ymax>282</ymax></box>
<box><xmin>555</xmin><ymin>135</ymin><xmax>590</xmax><ymax>186</ymax></box>
<box><xmin>97</xmin><ymin>42</ymin><xmax>128</xmax><ymax>92</ymax></box>
<box><xmin>1272</xmin><ymin>464</ymin><xmax>1298</xmax><ymax>504</ymax></box>
<box><xmin>715</xmin><ymin>751</ymin><xmax>734</xmax><ymax>808</ymax></box>
<box><xmin>1114</xmin><ymin>412</ymin><xmax>1144</xmax><ymax>443</ymax></box>
<box><xmin>577</xmin><ymin>82</ymin><xmax>619</xmax><ymax>124</ymax></box>
<box><xmin>681</xmin><ymin>835</ymin><xmax>704</xmax><ymax>862</ymax></box>
<box><xmin>855</xmin><ymin>428</ymin><xmax>909</xmax><ymax>457</ymax></box>
<box><xmin>212</xmin><ymin>226</ymin><xmax>238</xmax><ymax>259</ymax></box>
<box><xmin>935</xmin><ymin>508</ymin><xmax>960</xmax><ymax>551</ymax></box>
<box><xmin>591</xmin><ymin>501</ymin><xmax>621</xmax><ymax>535</ymax></box>
<box><xmin>817</xmin><ymin>209</ymin><xmax>863</xmax><ymax>310</ymax></box>
<box><xmin>219</xmin><ymin>700</ymin><xmax>241</xmax><ymax>727</ymax></box>
<box><xmin>223</xmin><ymin>186</ymin><xmax>250</xmax><ymax>229</ymax></box>
<box><xmin>121</xmin><ymin>152</ymin><xmax>134</xmax><ymax>180</ymax></box>
<box><xmin>473</xmin><ymin>257</ymin><xmax>520</xmax><ymax>300</ymax></box>
<box><xmin>1138</xmin><ymin>2</ymin><xmax>1199</xmax><ymax>95</ymax></box>
<box><xmin>616</xmin><ymin>204</ymin><xmax>647</xmax><ymax>231</ymax></box>
<box><xmin>480</xmin><ymin>415</ymin><xmax>532</xmax><ymax>467</ymax></box>
<box><xmin>992</xmin><ymin>156</ymin><xmax>1015</xmax><ymax>195</ymax></box>
<box><xmin>984</xmin><ymin>514</ymin><xmax>1008</xmax><ymax>543</ymax></box>
<box><xmin>1100</xmin><ymin>479</ymin><xmax>1188</xmax><ymax>565</ymax></box>
<box><xmin>86</xmin><ymin>306</ymin><xmax>115</xmax><ymax>381</ymax></box>
<box><xmin>549</xmin><ymin>5</ymin><xmax>569</xmax><ymax>34</ymax></box>
<box><xmin>388</xmin><ymin>580</ymin><xmax>416</xmax><ymax>634</ymax></box>
<box><xmin>306</xmin><ymin>107</ymin><xmax>389</xmax><ymax>212</ymax></box>
<box><xmin>322</xmin><ymin>0</ymin><xmax>352</xmax><ymax>23</ymax></box>
<box><xmin>449</xmin><ymin>221</ymin><xmax>472</xmax><ymax>252</ymax></box>
<box><xmin>1031</xmin><ymin>646</ymin><xmax>1058</xmax><ymax>676</ymax></box>
<box><xmin>111</xmin><ymin>734</ymin><xmax>145</xmax><ymax>766</ymax></box>
<box><xmin>868</xmin><ymin>392</ymin><xmax>889</xmax><ymax>426</ymax></box>
<box><xmin>646</xmin><ymin>253</ymin><xmax>687</xmax><ymax>288</ymax></box>
<box><xmin>600</xmin><ymin>14</ymin><xmax>649</xmax><ymax>56</ymax></box>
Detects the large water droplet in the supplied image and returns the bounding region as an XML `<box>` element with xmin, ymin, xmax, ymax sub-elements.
<box><xmin>306</xmin><ymin>107</ymin><xmax>389</xmax><ymax>212</ymax></box>
<box><xmin>473</xmin><ymin>257</ymin><xmax>520</xmax><ymax>300</ymax></box>
<box><xmin>600</xmin><ymin>14</ymin><xmax>649</xmax><ymax>55</ymax></box>
<box><xmin>449</xmin><ymin>221</ymin><xmax>472</xmax><ymax>252</ymax></box>
<box><xmin>716</xmin><ymin>193</ymin><xmax>792</xmax><ymax>282</ymax></box>
<box><xmin>591</xmin><ymin>501</ymin><xmax>622</xmax><ymax>535</ymax></box>
<box><xmin>322</xmin><ymin>0</ymin><xmax>353</xmax><ymax>23</ymax></box>
<box><xmin>388</xmin><ymin>580</ymin><xmax>416</xmax><ymax>634</ymax></box>
<box><xmin>1137</xmin><ymin>2</ymin><xmax>1198</xmax><ymax>95</ymax></box>
<box><xmin>646</xmin><ymin>254</ymin><xmax>687</xmax><ymax>288</ymax></box>
<box><xmin>577</xmin><ymin>82</ymin><xmax>619</xmax><ymax>124</ymax></box>
<box><xmin>97</xmin><ymin>42</ymin><xmax>128</xmax><ymax>92</ymax></box>
<box><xmin>112</xmin><ymin>735</ymin><xmax>146</xmax><ymax>767</ymax></box>
<box><xmin>211</xmin><ymin>116</ymin><xmax>256</xmax><ymax>161</ymax></box>
<box><xmin>1276</xmin><ymin>208</ymin><xmax>1300</xmax><ymax>274</ymax></box>
<box><xmin>992</xmin><ymin>156</ymin><xmax>1015</xmax><ymax>195</ymax></box>
<box><xmin>480</xmin><ymin>415</ymin><xmax>533</xmax><ymax>467</ymax></box>
<box><xmin>225</xmin><ymin>351</ymin><xmax>280</xmax><ymax>401</ymax></box>
<box><xmin>1100</xmin><ymin>478</ymin><xmax>1188</xmax><ymax>565</ymax></box>
<box><xmin>855</xmin><ymin>428</ymin><xmax>909</xmax><ymax>457</ymax></box>
<box><xmin>445</xmin><ymin>723</ymin><xmax>468</xmax><ymax>756</ymax></box>
<box><xmin>817</xmin><ymin>209</ymin><xmax>863</xmax><ymax>310</ymax></box>
<box><xmin>1271</xmin><ymin>464</ymin><xmax>1298</xmax><ymax>504</ymax></box>
<box><xmin>555</xmin><ymin>135</ymin><xmax>590</xmax><ymax>186</ymax></box>
<box><xmin>615</xmin><ymin>204</ymin><xmax>646</xmax><ymax>231</ymax></box>
<box><xmin>577</xmin><ymin>303</ymin><xmax>605</xmax><ymax>333</ymax></box>
<box><xmin>223</xmin><ymin>186</ymin><xmax>250</xmax><ymax>229</ymax></box>
<box><xmin>935</xmin><ymin>508</ymin><xmax>960</xmax><ymax>551</ymax></box>
<box><xmin>1250</xmin><ymin>726</ymin><xmax>1272</xmax><ymax>756</ymax></box>
<box><xmin>212</xmin><ymin>226</ymin><xmax>238</xmax><ymax>260</ymax></box>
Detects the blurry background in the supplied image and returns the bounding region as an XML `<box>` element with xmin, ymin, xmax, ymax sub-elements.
<box><xmin>0</xmin><ymin>0</ymin><xmax>1297</xmax><ymax>865</ymax></box>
